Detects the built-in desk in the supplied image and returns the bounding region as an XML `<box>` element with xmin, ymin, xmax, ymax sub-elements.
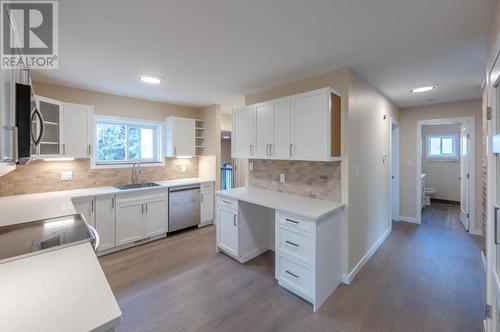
<box><xmin>215</xmin><ymin>186</ymin><xmax>345</xmax><ymax>311</ymax></box>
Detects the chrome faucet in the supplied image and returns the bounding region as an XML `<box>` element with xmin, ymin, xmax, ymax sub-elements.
<box><xmin>131</xmin><ymin>160</ymin><xmax>142</xmax><ymax>184</ymax></box>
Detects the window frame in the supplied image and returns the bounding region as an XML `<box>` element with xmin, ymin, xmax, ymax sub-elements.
<box><xmin>92</xmin><ymin>115</ymin><xmax>164</xmax><ymax>169</ymax></box>
<box><xmin>425</xmin><ymin>134</ymin><xmax>458</xmax><ymax>161</ymax></box>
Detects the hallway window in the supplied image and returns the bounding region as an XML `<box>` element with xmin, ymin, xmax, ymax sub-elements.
<box><xmin>426</xmin><ymin>134</ymin><xmax>458</xmax><ymax>159</ymax></box>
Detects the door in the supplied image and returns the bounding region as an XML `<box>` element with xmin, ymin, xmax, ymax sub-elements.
<box><xmin>291</xmin><ymin>88</ymin><xmax>329</xmax><ymax>161</ymax></box>
<box><xmin>63</xmin><ymin>103</ymin><xmax>92</xmax><ymax>158</ymax></box>
<box><xmin>219</xmin><ymin>208</ymin><xmax>238</xmax><ymax>255</ymax></box>
<box><xmin>232</xmin><ymin>106</ymin><xmax>255</xmax><ymax>158</ymax></box>
<box><xmin>144</xmin><ymin>196</ymin><xmax>168</xmax><ymax>237</ymax></box>
<box><xmin>460</xmin><ymin>123</ymin><xmax>471</xmax><ymax>231</ymax></box>
<box><xmin>255</xmin><ymin>102</ymin><xmax>273</xmax><ymax>158</ymax></box>
<box><xmin>201</xmin><ymin>186</ymin><xmax>214</xmax><ymax>223</ymax></box>
<box><xmin>271</xmin><ymin>97</ymin><xmax>291</xmax><ymax>160</ymax></box>
<box><xmin>391</xmin><ymin>122</ymin><xmax>400</xmax><ymax>221</ymax></box>
<box><xmin>116</xmin><ymin>200</ymin><xmax>144</xmax><ymax>246</ymax></box>
<box><xmin>34</xmin><ymin>96</ymin><xmax>64</xmax><ymax>156</ymax></box>
<box><xmin>95</xmin><ymin>196</ymin><xmax>116</xmax><ymax>251</ymax></box>
<box><xmin>72</xmin><ymin>197</ymin><xmax>95</xmax><ymax>227</ymax></box>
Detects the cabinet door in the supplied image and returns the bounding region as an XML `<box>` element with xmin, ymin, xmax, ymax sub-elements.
<box><xmin>290</xmin><ymin>89</ymin><xmax>329</xmax><ymax>161</ymax></box>
<box><xmin>144</xmin><ymin>196</ymin><xmax>168</xmax><ymax>237</ymax></box>
<box><xmin>218</xmin><ymin>208</ymin><xmax>238</xmax><ymax>256</ymax></box>
<box><xmin>63</xmin><ymin>103</ymin><xmax>92</xmax><ymax>158</ymax></box>
<box><xmin>167</xmin><ymin>117</ymin><xmax>195</xmax><ymax>157</ymax></box>
<box><xmin>1</xmin><ymin>67</ymin><xmax>14</xmax><ymax>162</ymax></box>
<box><xmin>254</xmin><ymin>102</ymin><xmax>273</xmax><ymax>159</ymax></box>
<box><xmin>72</xmin><ymin>197</ymin><xmax>95</xmax><ymax>227</ymax></box>
<box><xmin>270</xmin><ymin>97</ymin><xmax>291</xmax><ymax>160</ymax></box>
<box><xmin>201</xmin><ymin>189</ymin><xmax>214</xmax><ymax>224</ymax></box>
<box><xmin>116</xmin><ymin>201</ymin><xmax>144</xmax><ymax>246</ymax></box>
<box><xmin>232</xmin><ymin>106</ymin><xmax>255</xmax><ymax>158</ymax></box>
<box><xmin>35</xmin><ymin>96</ymin><xmax>64</xmax><ymax>156</ymax></box>
<box><xmin>95</xmin><ymin>196</ymin><xmax>116</xmax><ymax>251</ymax></box>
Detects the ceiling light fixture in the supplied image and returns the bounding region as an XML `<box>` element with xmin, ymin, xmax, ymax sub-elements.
<box><xmin>138</xmin><ymin>74</ymin><xmax>164</xmax><ymax>85</ymax></box>
<box><xmin>410</xmin><ymin>85</ymin><xmax>437</xmax><ymax>93</ymax></box>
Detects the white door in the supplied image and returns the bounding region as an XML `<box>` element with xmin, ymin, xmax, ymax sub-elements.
<box><xmin>201</xmin><ymin>190</ymin><xmax>214</xmax><ymax>223</ymax></box>
<box><xmin>63</xmin><ymin>103</ymin><xmax>92</xmax><ymax>158</ymax></box>
<box><xmin>232</xmin><ymin>106</ymin><xmax>255</xmax><ymax>158</ymax></box>
<box><xmin>460</xmin><ymin>123</ymin><xmax>471</xmax><ymax>231</ymax></box>
<box><xmin>95</xmin><ymin>196</ymin><xmax>116</xmax><ymax>251</ymax></box>
<box><xmin>116</xmin><ymin>200</ymin><xmax>144</xmax><ymax>246</ymax></box>
<box><xmin>144</xmin><ymin>196</ymin><xmax>168</xmax><ymax>237</ymax></box>
<box><xmin>291</xmin><ymin>88</ymin><xmax>329</xmax><ymax>161</ymax></box>
<box><xmin>72</xmin><ymin>197</ymin><xmax>95</xmax><ymax>227</ymax></box>
<box><xmin>254</xmin><ymin>102</ymin><xmax>273</xmax><ymax>159</ymax></box>
<box><xmin>391</xmin><ymin>123</ymin><xmax>400</xmax><ymax>221</ymax></box>
<box><xmin>218</xmin><ymin>208</ymin><xmax>238</xmax><ymax>255</ymax></box>
<box><xmin>171</xmin><ymin>117</ymin><xmax>195</xmax><ymax>157</ymax></box>
<box><xmin>271</xmin><ymin>97</ymin><xmax>291</xmax><ymax>160</ymax></box>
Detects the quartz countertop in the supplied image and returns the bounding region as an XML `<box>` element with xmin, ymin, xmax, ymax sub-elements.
<box><xmin>216</xmin><ymin>186</ymin><xmax>344</xmax><ymax>219</ymax></box>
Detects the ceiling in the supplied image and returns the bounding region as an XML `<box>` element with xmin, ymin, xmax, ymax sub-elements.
<box><xmin>32</xmin><ymin>0</ymin><xmax>494</xmax><ymax>108</ymax></box>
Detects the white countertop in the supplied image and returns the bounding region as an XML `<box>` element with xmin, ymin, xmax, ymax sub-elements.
<box><xmin>216</xmin><ymin>187</ymin><xmax>344</xmax><ymax>219</ymax></box>
<box><xmin>0</xmin><ymin>242</ymin><xmax>122</xmax><ymax>332</ymax></box>
<box><xmin>0</xmin><ymin>177</ymin><xmax>214</xmax><ymax>226</ymax></box>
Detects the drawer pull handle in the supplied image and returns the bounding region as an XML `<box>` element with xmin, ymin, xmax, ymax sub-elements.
<box><xmin>285</xmin><ymin>240</ymin><xmax>299</xmax><ymax>247</ymax></box>
<box><xmin>285</xmin><ymin>270</ymin><xmax>299</xmax><ymax>278</ymax></box>
<box><xmin>222</xmin><ymin>200</ymin><xmax>233</xmax><ymax>204</ymax></box>
<box><xmin>285</xmin><ymin>218</ymin><xmax>299</xmax><ymax>224</ymax></box>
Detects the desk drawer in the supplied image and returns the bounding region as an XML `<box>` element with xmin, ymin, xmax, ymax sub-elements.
<box><xmin>277</xmin><ymin>255</ymin><xmax>313</xmax><ymax>301</ymax></box>
<box><xmin>277</xmin><ymin>226</ymin><xmax>313</xmax><ymax>266</ymax></box>
<box><xmin>277</xmin><ymin>212</ymin><xmax>314</xmax><ymax>233</ymax></box>
<box><xmin>218</xmin><ymin>196</ymin><xmax>238</xmax><ymax>210</ymax></box>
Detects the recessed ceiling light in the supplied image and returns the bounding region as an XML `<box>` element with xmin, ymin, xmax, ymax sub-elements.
<box><xmin>410</xmin><ymin>85</ymin><xmax>437</xmax><ymax>93</ymax></box>
<box><xmin>138</xmin><ymin>74</ymin><xmax>164</xmax><ymax>85</ymax></box>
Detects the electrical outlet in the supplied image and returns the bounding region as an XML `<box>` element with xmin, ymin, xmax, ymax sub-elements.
<box><xmin>280</xmin><ymin>173</ymin><xmax>286</xmax><ymax>183</ymax></box>
<box><xmin>181</xmin><ymin>165</ymin><xmax>187</xmax><ymax>173</ymax></box>
<box><xmin>61</xmin><ymin>171</ymin><xmax>73</xmax><ymax>181</ymax></box>
<box><xmin>249</xmin><ymin>162</ymin><xmax>254</xmax><ymax>171</ymax></box>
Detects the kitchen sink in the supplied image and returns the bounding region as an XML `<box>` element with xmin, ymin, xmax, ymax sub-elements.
<box><xmin>114</xmin><ymin>182</ymin><xmax>161</xmax><ymax>190</ymax></box>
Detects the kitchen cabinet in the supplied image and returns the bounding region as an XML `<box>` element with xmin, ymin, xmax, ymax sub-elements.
<box><xmin>218</xmin><ymin>207</ymin><xmax>238</xmax><ymax>256</ymax></box>
<box><xmin>144</xmin><ymin>195</ymin><xmax>168</xmax><ymax>237</ymax></box>
<box><xmin>72</xmin><ymin>197</ymin><xmax>95</xmax><ymax>227</ymax></box>
<box><xmin>116</xmin><ymin>199</ymin><xmax>144</xmax><ymax>246</ymax></box>
<box><xmin>166</xmin><ymin>116</ymin><xmax>196</xmax><ymax>157</ymax></box>
<box><xmin>33</xmin><ymin>96</ymin><xmax>64</xmax><ymax>156</ymax></box>
<box><xmin>95</xmin><ymin>196</ymin><xmax>116</xmax><ymax>251</ymax></box>
<box><xmin>232</xmin><ymin>88</ymin><xmax>341</xmax><ymax>161</ymax></box>
<box><xmin>232</xmin><ymin>105</ymin><xmax>255</xmax><ymax>158</ymax></box>
<box><xmin>200</xmin><ymin>182</ymin><xmax>214</xmax><ymax>225</ymax></box>
<box><xmin>62</xmin><ymin>103</ymin><xmax>93</xmax><ymax>158</ymax></box>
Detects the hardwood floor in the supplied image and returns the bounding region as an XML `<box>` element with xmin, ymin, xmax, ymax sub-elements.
<box><xmin>99</xmin><ymin>203</ymin><xmax>484</xmax><ymax>332</ymax></box>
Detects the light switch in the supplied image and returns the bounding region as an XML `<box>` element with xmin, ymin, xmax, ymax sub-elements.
<box><xmin>280</xmin><ymin>173</ymin><xmax>286</xmax><ymax>183</ymax></box>
<box><xmin>249</xmin><ymin>162</ymin><xmax>254</xmax><ymax>171</ymax></box>
<box><xmin>181</xmin><ymin>165</ymin><xmax>187</xmax><ymax>173</ymax></box>
<box><xmin>61</xmin><ymin>171</ymin><xmax>73</xmax><ymax>181</ymax></box>
<box><xmin>354</xmin><ymin>166</ymin><xmax>360</xmax><ymax>178</ymax></box>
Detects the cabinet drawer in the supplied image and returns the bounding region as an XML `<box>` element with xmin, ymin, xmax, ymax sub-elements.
<box><xmin>277</xmin><ymin>226</ymin><xmax>313</xmax><ymax>266</ymax></box>
<box><xmin>277</xmin><ymin>212</ymin><xmax>314</xmax><ymax>233</ymax></box>
<box><xmin>277</xmin><ymin>255</ymin><xmax>313</xmax><ymax>300</ymax></box>
<box><xmin>201</xmin><ymin>182</ymin><xmax>213</xmax><ymax>192</ymax></box>
<box><xmin>218</xmin><ymin>196</ymin><xmax>238</xmax><ymax>210</ymax></box>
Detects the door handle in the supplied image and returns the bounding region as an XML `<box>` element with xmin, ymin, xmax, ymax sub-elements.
<box><xmin>111</xmin><ymin>197</ymin><xmax>115</xmax><ymax>208</ymax></box>
<box><xmin>62</xmin><ymin>143</ymin><xmax>66</xmax><ymax>155</ymax></box>
<box><xmin>285</xmin><ymin>240</ymin><xmax>299</xmax><ymax>247</ymax></box>
<box><xmin>88</xmin><ymin>144</ymin><xmax>92</xmax><ymax>156</ymax></box>
<box><xmin>174</xmin><ymin>146</ymin><xmax>177</xmax><ymax>156</ymax></box>
<box><xmin>269</xmin><ymin>144</ymin><xmax>273</xmax><ymax>156</ymax></box>
<box><xmin>285</xmin><ymin>218</ymin><xmax>299</xmax><ymax>224</ymax></box>
<box><xmin>289</xmin><ymin>144</ymin><xmax>293</xmax><ymax>157</ymax></box>
<box><xmin>495</xmin><ymin>208</ymin><xmax>499</xmax><ymax>245</ymax></box>
<box><xmin>250</xmin><ymin>144</ymin><xmax>254</xmax><ymax>156</ymax></box>
<box><xmin>145</xmin><ymin>203</ymin><xmax>148</xmax><ymax>213</ymax></box>
<box><xmin>285</xmin><ymin>270</ymin><xmax>299</xmax><ymax>278</ymax></box>
<box><xmin>201</xmin><ymin>193</ymin><xmax>204</xmax><ymax>202</ymax></box>
<box><xmin>141</xmin><ymin>204</ymin><xmax>144</xmax><ymax>214</ymax></box>
<box><xmin>91</xmin><ymin>199</ymin><xmax>94</xmax><ymax>212</ymax></box>
<box><xmin>233</xmin><ymin>214</ymin><xmax>237</xmax><ymax>226</ymax></box>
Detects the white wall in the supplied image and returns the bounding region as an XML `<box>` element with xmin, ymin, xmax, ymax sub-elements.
<box><xmin>421</xmin><ymin>124</ymin><xmax>461</xmax><ymax>201</ymax></box>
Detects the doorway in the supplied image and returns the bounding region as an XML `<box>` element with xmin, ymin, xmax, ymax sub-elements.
<box><xmin>415</xmin><ymin>117</ymin><xmax>476</xmax><ymax>232</ymax></box>
<box><xmin>221</xmin><ymin>130</ymin><xmax>233</xmax><ymax>190</ymax></box>
<box><xmin>390</xmin><ymin>119</ymin><xmax>400</xmax><ymax>222</ymax></box>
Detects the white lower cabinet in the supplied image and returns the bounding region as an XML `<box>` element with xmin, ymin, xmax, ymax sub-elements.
<box><xmin>200</xmin><ymin>182</ymin><xmax>214</xmax><ymax>225</ymax></box>
<box><xmin>72</xmin><ymin>197</ymin><xmax>95</xmax><ymax>227</ymax></box>
<box><xmin>144</xmin><ymin>196</ymin><xmax>168</xmax><ymax>237</ymax></box>
<box><xmin>95</xmin><ymin>196</ymin><xmax>116</xmax><ymax>251</ymax></box>
<box><xmin>218</xmin><ymin>207</ymin><xmax>238</xmax><ymax>256</ymax></box>
<box><xmin>115</xmin><ymin>199</ymin><xmax>144</xmax><ymax>246</ymax></box>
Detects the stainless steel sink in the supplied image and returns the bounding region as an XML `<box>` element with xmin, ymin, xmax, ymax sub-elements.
<box><xmin>114</xmin><ymin>182</ymin><xmax>161</xmax><ymax>190</ymax></box>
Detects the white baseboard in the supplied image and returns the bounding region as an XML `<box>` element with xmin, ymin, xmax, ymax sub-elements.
<box><xmin>470</xmin><ymin>228</ymin><xmax>482</xmax><ymax>236</ymax></box>
<box><xmin>342</xmin><ymin>226</ymin><xmax>392</xmax><ymax>285</ymax></box>
<box><xmin>399</xmin><ymin>216</ymin><xmax>420</xmax><ymax>224</ymax></box>
<box><xmin>481</xmin><ymin>251</ymin><xmax>487</xmax><ymax>271</ymax></box>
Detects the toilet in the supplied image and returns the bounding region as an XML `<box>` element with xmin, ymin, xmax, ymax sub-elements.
<box><xmin>424</xmin><ymin>187</ymin><xmax>437</xmax><ymax>206</ymax></box>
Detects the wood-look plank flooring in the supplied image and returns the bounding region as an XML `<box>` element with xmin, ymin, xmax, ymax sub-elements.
<box><xmin>99</xmin><ymin>203</ymin><xmax>484</xmax><ymax>332</ymax></box>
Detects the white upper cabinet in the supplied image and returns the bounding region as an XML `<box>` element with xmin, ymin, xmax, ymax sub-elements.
<box><xmin>33</xmin><ymin>96</ymin><xmax>64</xmax><ymax>157</ymax></box>
<box><xmin>62</xmin><ymin>103</ymin><xmax>93</xmax><ymax>158</ymax></box>
<box><xmin>254</xmin><ymin>102</ymin><xmax>273</xmax><ymax>158</ymax></box>
<box><xmin>166</xmin><ymin>116</ymin><xmax>196</xmax><ymax>157</ymax></box>
<box><xmin>232</xmin><ymin>87</ymin><xmax>341</xmax><ymax>162</ymax></box>
<box><xmin>232</xmin><ymin>106</ymin><xmax>255</xmax><ymax>158</ymax></box>
<box><xmin>270</xmin><ymin>97</ymin><xmax>291</xmax><ymax>160</ymax></box>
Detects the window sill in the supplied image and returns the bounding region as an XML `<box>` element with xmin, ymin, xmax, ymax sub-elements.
<box><xmin>91</xmin><ymin>161</ymin><xmax>165</xmax><ymax>170</ymax></box>
<box><xmin>425</xmin><ymin>158</ymin><xmax>459</xmax><ymax>163</ymax></box>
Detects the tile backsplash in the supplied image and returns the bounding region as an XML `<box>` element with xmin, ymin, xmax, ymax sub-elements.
<box><xmin>0</xmin><ymin>158</ymin><xmax>198</xmax><ymax>196</ymax></box>
<box><xmin>248</xmin><ymin>159</ymin><xmax>341</xmax><ymax>201</ymax></box>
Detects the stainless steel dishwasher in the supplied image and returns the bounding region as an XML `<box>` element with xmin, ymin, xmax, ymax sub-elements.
<box><xmin>168</xmin><ymin>184</ymin><xmax>201</xmax><ymax>233</ymax></box>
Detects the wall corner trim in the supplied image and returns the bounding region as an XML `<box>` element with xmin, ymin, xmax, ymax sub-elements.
<box><xmin>399</xmin><ymin>216</ymin><xmax>420</xmax><ymax>224</ymax></box>
<box><xmin>342</xmin><ymin>226</ymin><xmax>392</xmax><ymax>285</ymax></box>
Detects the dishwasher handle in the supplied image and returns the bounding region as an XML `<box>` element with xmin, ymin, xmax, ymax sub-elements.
<box><xmin>169</xmin><ymin>184</ymin><xmax>201</xmax><ymax>193</ymax></box>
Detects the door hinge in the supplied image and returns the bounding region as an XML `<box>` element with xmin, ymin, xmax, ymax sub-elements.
<box><xmin>486</xmin><ymin>304</ymin><xmax>493</xmax><ymax>319</ymax></box>
<box><xmin>467</xmin><ymin>213</ymin><xmax>470</xmax><ymax>219</ymax></box>
<box><xmin>487</xmin><ymin>107</ymin><xmax>493</xmax><ymax>120</ymax></box>
<box><xmin>466</xmin><ymin>173</ymin><xmax>470</xmax><ymax>179</ymax></box>
<box><xmin>467</xmin><ymin>134</ymin><xmax>470</xmax><ymax>140</ymax></box>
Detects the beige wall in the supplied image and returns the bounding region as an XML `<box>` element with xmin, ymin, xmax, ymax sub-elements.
<box><xmin>421</xmin><ymin>124</ymin><xmax>461</xmax><ymax>202</ymax></box>
<box><xmin>221</xmin><ymin>139</ymin><xmax>231</xmax><ymax>165</ymax></box>
<box><xmin>244</xmin><ymin>67</ymin><xmax>399</xmax><ymax>274</ymax></box>
<box><xmin>199</xmin><ymin>104</ymin><xmax>222</xmax><ymax>190</ymax></box>
<box><xmin>399</xmin><ymin>100</ymin><xmax>482</xmax><ymax>232</ymax></box>
<box><xmin>220</xmin><ymin>114</ymin><xmax>232</xmax><ymax>132</ymax></box>
<box><xmin>488</xmin><ymin>0</ymin><xmax>500</xmax><ymax>62</ymax></box>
